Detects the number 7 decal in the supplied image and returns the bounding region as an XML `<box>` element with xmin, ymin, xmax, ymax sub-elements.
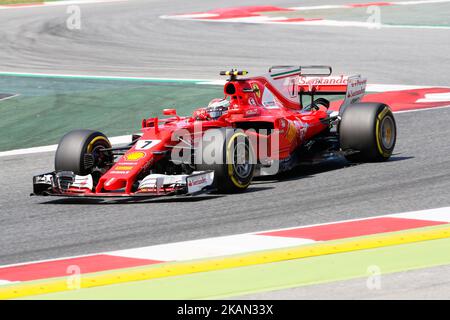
<box><xmin>135</xmin><ymin>140</ymin><xmax>161</xmax><ymax>150</ymax></box>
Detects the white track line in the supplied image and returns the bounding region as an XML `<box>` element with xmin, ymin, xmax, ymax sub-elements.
<box><xmin>394</xmin><ymin>0</ymin><xmax>450</xmax><ymax>5</ymax></box>
<box><xmin>0</xmin><ymin>135</ymin><xmax>131</xmax><ymax>157</ymax></box>
<box><xmin>109</xmin><ymin>235</ymin><xmax>315</xmax><ymax>261</ymax></box>
<box><xmin>0</xmin><ymin>72</ymin><xmax>446</xmax><ymax>89</ymax></box>
<box><xmin>0</xmin><ymin>144</ymin><xmax>57</xmax><ymax>157</ymax></box>
<box><xmin>287</xmin><ymin>5</ymin><xmax>345</xmax><ymax>11</ymax></box>
<box><xmin>172</xmin><ymin>16</ymin><xmax>450</xmax><ymax>30</ymax></box>
<box><xmin>391</xmin><ymin>207</ymin><xmax>450</xmax><ymax>222</ymax></box>
<box><xmin>0</xmin><ymin>71</ymin><xmax>211</xmax><ymax>83</ymax></box>
<box><xmin>271</xmin><ymin>20</ymin><xmax>450</xmax><ymax>30</ymax></box>
<box><xmin>416</xmin><ymin>92</ymin><xmax>450</xmax><ymax>102</ymax></box>
<box><xmin>0</xmin><ymin>94</ymin><xmax>19</xmax><ymax>102</ymax></box>
<box><xmin>395</xmin><ymin>104</ymin><xmax>450</xmax><ymax>113</ymax></box>
<box><xmin>367</xmin><ymin>84</ymin><xmax>436</xmax><ymax>92</ymax></box>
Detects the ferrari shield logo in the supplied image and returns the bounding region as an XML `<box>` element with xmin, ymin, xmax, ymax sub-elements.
<box><xmin>252</xmin><ymin>83</ymin><xmax>261</xmax><ymax>98</ymax></box>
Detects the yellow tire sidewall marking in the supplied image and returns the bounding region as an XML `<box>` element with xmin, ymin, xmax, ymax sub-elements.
<box><xmin>227</xmin><ymin>132</ymin><xmax>252</xmax><ymax>189</ymax></box>
<box><xmin>375</xmin><ymin>107</ymin><xmax>391</xmax><ymax>158</ymax></box>
<box><xmin>87</xmin><ymin>136</ymin><xmax>110</xmax><ymax>153</ymax></box>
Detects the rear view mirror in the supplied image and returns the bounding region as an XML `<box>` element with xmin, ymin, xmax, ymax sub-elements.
<box><xmin>163</xmin><ymin>109</ymin><xmax>177</xmax><ymax>116</ymax></box>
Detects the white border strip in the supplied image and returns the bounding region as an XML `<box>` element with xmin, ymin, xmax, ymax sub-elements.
<box><xmin>1</xmin><ymin>72</ymin><xmax>447</xmax><ymax>89</ymax></box>
<box><xmin>395</xmin><ymin>104</ymin><xmax>450</xmax><ymax>113</ymax></box>
<box><xmin>0</xmin><ymin>93</ymin><xmax>19</xmax><ymax>102</ymax></box>
<box><xmin>0</xmin><ymin>71</ymin><xmax>212</xmax><ymax>83</ymax></box>
<box><xmin>0</xmin><ymin>134</ymin><xmax>131</xmax><ymax>157</ymax></box>
<box><xmin>0</xmin><ymin>206</ymin><xmax>449</xmax><ymax>270</ymax></box>
<box><xmin>164</xmin><ymin>15</ymin><xmax>450</xmax><ymax>30</ymax></box>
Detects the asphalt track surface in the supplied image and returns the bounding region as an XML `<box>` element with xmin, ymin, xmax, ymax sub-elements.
<box><xmin>1</xmin><ymin>0</ymin><xmax>450</xmax><ymax>85</ymax></box>
<box><xmin>234</xmin><ymin>264</ymin><xmax>450</xmax><ymax>300</ymax></box>
<box><xmin>0</xmin><ymin>0</ymin><xmax>450</xmax><ymax>269</ymax></box>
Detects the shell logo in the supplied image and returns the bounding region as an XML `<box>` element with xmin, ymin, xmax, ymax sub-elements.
<box><xmin>125</xmin><ymin>151</ymin><xmax>146</xmax><ymax>161</ymax></box>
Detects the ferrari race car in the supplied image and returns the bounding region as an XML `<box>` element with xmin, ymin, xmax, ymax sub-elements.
<box><xmin>32</xmin><ymin>66</ymin><xmax>397</xmax><ymax>198</ymax></box>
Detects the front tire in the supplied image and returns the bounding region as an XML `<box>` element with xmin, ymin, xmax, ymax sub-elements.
<box><xmin>55</xmin><ymin>129</ymin><xmax>112</xmax><ymax>175</ymax></box>
<box><xmin>196</xmin><ymin>128</ymin><xmax>255</xmax><ymax>193</ymax></box>
<box><xmin>340</xmin><ymin>103</ymin><xmax>396</xmax><ymax>162</ymax></box>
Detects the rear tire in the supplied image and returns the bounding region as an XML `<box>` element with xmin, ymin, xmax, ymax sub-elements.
<box><xmin>340</xmin><ymin>103</ymin><xmax>396</xmax><ymax>162</ymax></box>
<box><xmin>196</xmin><ymin>128</ymin><xmax>255</xmax><ymax>193</ymax></box>
<box><xmin>55</xmin><ymin>129</ymin><xmax>112</xmax><ymax>175</ymax></box>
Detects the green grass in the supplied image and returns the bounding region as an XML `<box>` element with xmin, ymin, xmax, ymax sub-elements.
<box><xmin>0</xmin><ymin>75</ymin><xmax>222</xmax><ymax>151</ymax></box>
<box><xmin>0</xmin><ymin>0</ymin><xmax>45</xmax><ymax>4</ymax></box>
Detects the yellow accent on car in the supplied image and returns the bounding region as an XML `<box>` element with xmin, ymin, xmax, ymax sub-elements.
<box><xmin>375</xmin><ymin>107</ymin><xmax>390</xmax><ymax>157</ymax></box>
<box><xmin>227</xmin><ymin>132</ymin><xmax>251</xmax><ymax>189</ymax></box>
<box><xmin>225</xmin><ymin>71</ymin><xmax>248</xmax><ymax>76</ymax></box>
<box><xmin>125</xmin><ymin>151</ymin><xmax>146</xmax><ymax>161</ymax></box>
<box><xmin>285</xmin><ymin>121</ymin><xmax>297</xmax><ymax>143</ymax></box>
<box><xmin>252</xmin><ymin>83</ymin><xmax>261</xmax><ymax>98</ymax></box>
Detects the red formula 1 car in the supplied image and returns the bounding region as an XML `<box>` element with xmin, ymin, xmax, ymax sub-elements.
<box><xmin>32</xmin><ymin>66</ymin><xmax>397</xmax><ymax>198</ymax></box>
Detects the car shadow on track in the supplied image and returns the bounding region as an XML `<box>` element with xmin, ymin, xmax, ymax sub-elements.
<box><xmin>254</xmin><ymin>155</ymin><xmax>413</xmax><ymax>184</ymax></box>
<box><xmin>384</xmin><ymin>155</ymin><xmax>414</xmax><ymax>162</ymax></box>
<box><xmin>38</xmin><ymin>195</ymin><xmax>223</xmax><ymax>205</ymax></box>
<box><xmin>37</xmin><ymin>156</ymin><xmax>411</xmax><ymax>205</ymax></box>
<box><xmin>38</xmin><ymin>186</ymin><xmax>275</xmax><ymax>205</ymax></box>
<box><xmin>254</xmin><ymin>159</ymin><xmax>347</xmax><ymax>184</ymax></box>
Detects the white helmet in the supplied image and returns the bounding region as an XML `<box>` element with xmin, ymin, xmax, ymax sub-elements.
<box><xmin>206</xmin><ymin>98</ymin><xmax>230</xmax><ymax>119</ymax></box>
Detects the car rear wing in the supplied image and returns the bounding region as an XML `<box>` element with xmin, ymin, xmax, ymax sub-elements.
<box><xmin>338</xmin><ymin>75</ymin><xmax>367</xmax><ymax>114</ymax></box>
<box><xmin>264</xmin><ymin>66</ymin><xmax>366</xmax><ymax>112</ymax></box>
<box><xmin>293</xmin><ymin>66</ymin><xmax>366</xmax><ymax>113</ymax></box>
<box><xmin>269</xmin><ymin>65</ymin><xmax>332</xmax><ymax>76</ymax></box>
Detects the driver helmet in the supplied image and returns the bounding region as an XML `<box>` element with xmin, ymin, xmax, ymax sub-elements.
<box><xmin>206</xmin><ymin>98</ymin><xmax>230</xmax><ymax>120</ymax></box>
